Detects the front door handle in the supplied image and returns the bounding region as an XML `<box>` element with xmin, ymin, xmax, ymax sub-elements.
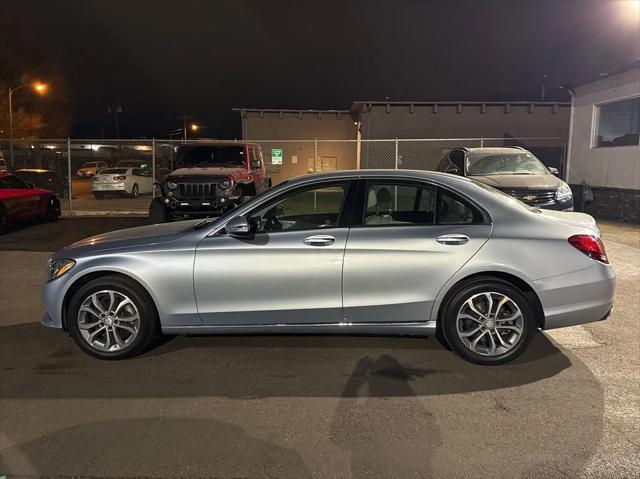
<box><xmin>436</xmin><ymin>234</ymin><xmax>469</xmax><ymax>245</ymax></box>
<box><xmin>303</xmin><ymin>235</ymin><xmax>336</xmax><ymax>246</ymax></box>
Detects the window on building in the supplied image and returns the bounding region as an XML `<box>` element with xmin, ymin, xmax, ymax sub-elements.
<box><xmin>594</xmin><ymin>97</ymin><xmax>640</xmax><ymax>148</ymax></box>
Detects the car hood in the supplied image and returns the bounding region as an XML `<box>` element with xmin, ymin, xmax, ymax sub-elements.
<box><xmin>470</xmin><ymin>174</ymin><xmax>563</xmax><ymax>189</ymax></box>
<box><xmin>54</xmin><ymin>220</ymin><xmax>201</xmax><ymax>259</ymax></box>
<box><xmin>169</xmin><ymin>167</ymin><xmax>245</xmax><ymax>178</ymax></box>
<box><xmin>538</xmin><ymin>209</ymin><xmax>599</xmax><ymax>234</ymax></box>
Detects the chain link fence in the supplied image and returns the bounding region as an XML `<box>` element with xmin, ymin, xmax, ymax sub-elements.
<box><xmin>0</xmin><ymin>137</ymin><xmax>567</xmax><ymax>216</ymax></box>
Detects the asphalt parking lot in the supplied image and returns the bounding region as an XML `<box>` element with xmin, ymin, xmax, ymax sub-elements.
<box><xmin>0</xmin><ymin>220</ymin><xmax>638</xmax><ymax>478</ymax></box>
<box><xmin>67</xmin><ymin>178</ymin><xmax>152</xmax><ymax>213</ymax></box>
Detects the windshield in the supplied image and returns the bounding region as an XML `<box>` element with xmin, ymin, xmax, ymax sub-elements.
<box><xmin>100</xmin><ymin>168</ymin><xmax>127</xmax><ymax>175</ymax></box>
<box><xmin>466</xmin><ymin>151</ymin><xmax>549</xmax><ymax>176</ymax></box>
<box><xmin>177</xmin><ymin>145</ymin><xmax>246</xmax><ymax>168</ymax></box>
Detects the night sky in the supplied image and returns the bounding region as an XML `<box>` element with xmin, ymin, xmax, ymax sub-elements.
<box><xmin>3</xmin><ymin>0</ymin><xmax>639</xmax><ymax>138</ymax></box>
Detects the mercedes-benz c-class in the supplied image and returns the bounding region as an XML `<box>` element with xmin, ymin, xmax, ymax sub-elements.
<box><xmin>42</xmin><ymin>170</ymin><xmax>615</xmax><ymax>365</ymax></box>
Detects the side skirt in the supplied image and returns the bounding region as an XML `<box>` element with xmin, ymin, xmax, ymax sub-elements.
<box><xmin>162</xmin><ymin>321</ymin><xmax>437</xmax><ymax>336</ymax></box>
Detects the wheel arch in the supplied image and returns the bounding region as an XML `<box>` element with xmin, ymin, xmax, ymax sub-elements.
<box><xmin>434</xmin><ymin>271</ymin><xmax>545</xmax><ymax>331</ymax></box>
<box><xmin>61</xmin><ymin>270</ymin><xmax>159</xmax><ymax>331</ymax></box>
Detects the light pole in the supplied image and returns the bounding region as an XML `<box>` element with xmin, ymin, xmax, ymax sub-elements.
<box><xmin>8</xmin><ymin>82</ymin><xmax>47</xmax><ymax>167</ymax></box>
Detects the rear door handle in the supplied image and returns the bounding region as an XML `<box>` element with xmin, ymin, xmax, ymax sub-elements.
<box><xmin>303</xmin><ymin>235</ymin><xmax>336</xmax><ymax>246</ymax></box>
<box><xmin>436</xmin><ymin>234</ymin><xmax>469</xmax><ymax>245</ymax></box>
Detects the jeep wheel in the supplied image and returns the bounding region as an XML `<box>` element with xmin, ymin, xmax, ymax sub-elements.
<box><xmin>149</xmin><ymin>198</ymin><xmax>168</xmax><ymax>224</ymax></box>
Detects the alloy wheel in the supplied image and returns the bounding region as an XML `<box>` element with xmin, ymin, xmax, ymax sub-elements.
<box><xmin>77</xmin><ymin>290</ymin><xmax>141</xmax><ymax>352</ymax></box>
<box><xmin>456</xmin><ymin>292</ymin><xmax>524</xmax><ymax>356</ymax></box>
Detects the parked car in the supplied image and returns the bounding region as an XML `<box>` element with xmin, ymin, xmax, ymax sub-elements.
<box><xmin>77</xmin><ymin>161</ymin><xmax>107</xmax><ymax>177</ymax></box>
<box><xmin>41</xmin><ymin>170</ymin><xmax>614</xmax><ymax>364</ymax></box>
<box><xmin>91</xmin><ymin>167</ymin><xmax>154</xmax><ymax>199</ymax></box>
<box><xmin>15</xmin><ymin>168</ymin><xmax>69</xmax><ymax>198</ymax></box>
<box><xmin>0</xmin><ymin>172</ymin><xmax>60</xmax><ymax>234</ymax></box>
<box><xmin>436</xmin><ymin>147</ymin><xmax>574</xmax><ymax>211</ymax></box>
<box><xmin>149</xmin><ymin>142</ymin><xmax>270</xmax><ymax>223</ymax></box>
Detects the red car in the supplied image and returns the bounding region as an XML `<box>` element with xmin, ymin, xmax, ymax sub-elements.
<box><xmin>0</xmin><ymin>172</ymin><xmax>60</xmax><ymax>235</ymax></box>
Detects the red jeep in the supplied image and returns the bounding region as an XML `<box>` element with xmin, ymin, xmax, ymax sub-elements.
<box><xmin>0</xmin><ymin>172</ymin><xmax>61</xmax><ymax>234</ymax></box>
<box><xmin>150</xmin><ymin>142</ymin><xmax>270</xmax><ymax>222</ymax></box>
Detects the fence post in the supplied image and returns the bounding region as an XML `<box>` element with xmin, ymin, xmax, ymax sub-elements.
<box><xmin>67</xmin><ymin>137</ymin><xmax>73</xmax><ymax>215</ymax></box>
<box><xmin>314</xmin><ymin>138</ymin><xmax>318</xmax><ymax>172</ymax></box>
<box><xmin>480</xmin><ymin>137</ymin><xmax>484</xmax><ymax>147</ymax></box>
<box><xmin>394</xmin><ymin>138</ymin><xmax>399</xmax><ymax>169</ymax></box>
<box><xmin>152</xmin><ymin>138</ymin><xmax>156</xmax><ymax>198</ymax></box>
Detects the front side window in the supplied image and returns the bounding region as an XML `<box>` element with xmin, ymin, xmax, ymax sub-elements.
<box><xmin>249</xmin><ymin>182</ymin><xmax>348</xmax><ymax>233</ymax></box>
<box><xmin>364</xmin><ymin>183</ymin><xmax>436</xmax><ymax>225</ymax></box>
<box><xmin>594</xmin><ymin>97</ymin><xmax>640</xmax><ymax>147</ymax></box>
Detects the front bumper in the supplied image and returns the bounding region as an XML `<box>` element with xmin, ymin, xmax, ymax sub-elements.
<box><xmin>41</xmin><ymin>275</ymin><xmax>68</xmax><ymax>329</ymax></box>
<box><xmin>160</xmin><ymin>194</ymin><xmax>237</xmax><ymax>219</ymax></box>
<box><xmin>536</xmin><ymin>261</ymin><xmax>615</xmax><ymax>330</ymax></box>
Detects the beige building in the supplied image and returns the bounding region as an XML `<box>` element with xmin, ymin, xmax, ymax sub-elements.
<box><xmin>236</xmin><ymin>101</ymin><xmax>571</xmax><ymax>185</ymax></box>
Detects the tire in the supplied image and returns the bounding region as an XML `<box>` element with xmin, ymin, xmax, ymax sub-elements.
<box><xmin>148</xmin><ymin>198</ymin><xmax>168</xmax><ymax>224</ymax></box>
<box><xmin>441</xmin><ymin>277</ymin><xmax>535</xmax><ymax>365</ymax></box>
<box><xmin>0</xmin><ymin>206</ymin><xmax>8</xmax><ymax>235</ymax></box>
<box><xmin>93</xmin><ymin>192</ymin><xmax>105</xmax><ymax>200</ymax></box>
<box><xmin>67</xmin><ymin>275</ymin><xmax>159</xmax><ymax>360</ymax></box>
<box><xmin>46</xmin><ymin>196</ymin><xmax>60</xmax><ymax>222</ymax></box>
<box><xmin>130</xmin><ymin>183</ymin><xmax>139</xmax><ymax>198</ymax></box>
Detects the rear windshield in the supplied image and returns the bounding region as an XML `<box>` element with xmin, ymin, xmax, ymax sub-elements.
<box><xmin>100</xmin><ymin>168</ymin><xmax>127</xmax><ymax>174</ymax></box>
<box><xmin>467</xmin><ymin>152</ymin><xmax>548</xmax><ymax>176</ymax></box>
<box><xmin>177</xmin><ymin>145</ymin><xmax>246</xmax><ymax>168</ymax></box>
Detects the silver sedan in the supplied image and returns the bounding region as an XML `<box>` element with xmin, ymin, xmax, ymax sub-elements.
<box><xmin>42</xmin><ymin>170</ymin><xmax>615</xmax><ymax>365</ymax></box>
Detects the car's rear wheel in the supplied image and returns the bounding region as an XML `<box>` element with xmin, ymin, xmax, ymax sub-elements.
<box><xmin>442</xmin><ymin>278</ymin><xmax>535</xmax><ymax>365</ymax></box>
<box><xmin>46</xmin><ymin>197</ymin><xmax>60</xmax><ymax>222</ymax></box>
<box><xmin>93</xmin><ymin>192</ymin><xmax>105</xmax><ymax>199</ymax></box>
<box><xmin>68</xmin><ymin>275</ymin><xmax>159</xmax><ymax>359</ymax></box>
<box><xmin>130</xmin><ymin>184</ymin><xmax>139</xmax><ymax>198</ymax></box>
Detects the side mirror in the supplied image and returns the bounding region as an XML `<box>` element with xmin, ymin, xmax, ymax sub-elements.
<box><xmin>548</xmin><ymin>167</ymin><xmax>560</xmax><ymax>177</ymax></box>
<box><xmin>225</xmin><ymin>215</ymin><xmax>251</xmax><ymax>237</ymax></box>
<box><xmin>251</xmin><ymin>159</ymin><xmax>262</xmax><ymax>169</ymax></box>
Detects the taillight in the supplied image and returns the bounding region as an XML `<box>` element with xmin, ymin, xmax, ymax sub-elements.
<box><xmin>568</xmin><ymin>235</ymin><xmax>609</xmax><ymax>264</ymax></box>
<box><xmin>113</xmin><ymin>175</ymin><xmax>127</xmax><ymax>181</ymax></box>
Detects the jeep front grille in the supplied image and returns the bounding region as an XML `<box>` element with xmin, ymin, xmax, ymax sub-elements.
<box><xmin>177</xmin><ymin>183</ymin><xmax>217</xmax><ymax>199</ymax></box>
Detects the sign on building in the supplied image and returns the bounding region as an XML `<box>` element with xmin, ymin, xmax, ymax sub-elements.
<box><xmin>271</xmin><ymin>148</ymin><xmax>283</xmax><ymax>165</ymax></box>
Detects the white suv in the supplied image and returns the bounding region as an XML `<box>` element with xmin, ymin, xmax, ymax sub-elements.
<box><xmin>77</xmin><ymin>161</ymin><xmax>107</xmax><ymax>177</ymax></box>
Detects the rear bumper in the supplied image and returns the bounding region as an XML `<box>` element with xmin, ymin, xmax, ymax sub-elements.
<box><xmin>535</xmin><ymin>262</ymin><xmax>615</xmax><ymax>330</ymax></box>
<box><xmin>92</xmin><ymin>182</ymin><xmax>127</xmax><ymax>192</ymax></box>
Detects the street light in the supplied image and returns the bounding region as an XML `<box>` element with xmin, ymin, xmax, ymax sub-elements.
<box><xmin>8</xmin><ymin>81</ymin><xmax>48</xmax><ymax>166</ymax></box>
<box><xmin>190</xmin><ymin>123</ymin><xmax>199</xmax><ymax>132</ymax></box>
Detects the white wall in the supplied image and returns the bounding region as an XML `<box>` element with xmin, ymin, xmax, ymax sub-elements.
<box><xmin>568</xmin><ymin>68</ymin><xmax>640</xmax><ymax>189</ymax></box>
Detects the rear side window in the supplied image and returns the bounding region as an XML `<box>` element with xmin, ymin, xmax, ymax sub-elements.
<box><xmin>0</xmin><ymin>176</ymin><xmax>27</xmax><ymax>189</ymax></box>
<box><xmin>361</xmin><ymin>180</ymin><xmax>484</xmax><ymax>226</ymax></box>
<box><xmin>364</xmin><ymin>183</ymin><xmax>436</xmax><ymax>226</ymax></box>
<box><xmin>436</xmin><ymin>189</ymin><xmax>479</xmax><ymax>224</ymax></box>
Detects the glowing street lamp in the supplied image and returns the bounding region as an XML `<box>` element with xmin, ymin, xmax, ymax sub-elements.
<box><xmin>190</xmin><ymin>123</ymin><xmax>199</xmax><ymax>132</ymax></box>
<box><xmin>8</xmin><ymin>81</ymin><xmax>49</xmax><ymax>166</ymax></box>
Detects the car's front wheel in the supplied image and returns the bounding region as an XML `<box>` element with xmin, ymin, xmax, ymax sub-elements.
<box><xmin>68</xmin><ymin>275</ymin><xmax>159</xmax><ymax>359</ymax></box>
<box><xmin>442</xmin><ymin>278</ymin><xmax>535</xmax><ymax>365</ymax></box>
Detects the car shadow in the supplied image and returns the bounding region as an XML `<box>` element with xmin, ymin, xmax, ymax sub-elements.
<box><xmin>0</xmin><ymin>322</ymin><xmax>604</xmax><ymax>478</ymax></box>
<box><xmin>3</xmin><ymin>322</ymin><xmax>574</xmax><ymax>399</ymax></box>
<box><xmin>0</xmin><ymin>417</ymin><xmax>312</xmax><ymax>478</ymax></box>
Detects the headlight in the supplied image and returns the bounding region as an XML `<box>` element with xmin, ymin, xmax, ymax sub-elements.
<box><xmin>48</xmin><ymin>258</ymin><xmax>76</xmax><ymax>281</ymax></box>
<box><xmin>556</xmin><ymin>183</ymin><xmax>572</xmax><ymax>200</ymax></box>
<box><xmin>166</xmin><ymin>181</ymin><xmax>178</xmax><ymax>190</ymax></box>
<box><xmin>218</xmin><ymin>180</ymin><xmax>231</xmax><ymax>190</ymax></box>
